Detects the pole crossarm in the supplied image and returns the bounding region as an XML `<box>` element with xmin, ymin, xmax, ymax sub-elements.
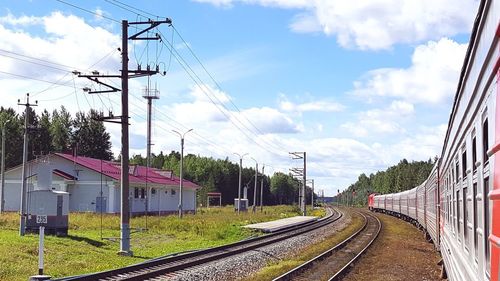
<box><xmin>79</xmin><ymin>75</ymin><xmax>121</xmax><ymax>94</ymax></box>
<box><xmin>128</xmin><ymin>18</ymin><xmax>172</xmax><ymax>40</ymax></box>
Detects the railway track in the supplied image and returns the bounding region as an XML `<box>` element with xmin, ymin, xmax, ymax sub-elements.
<box><xmin>273</xmin><ymin>210</ymin><xmax>381</xmax><ymax>281</ymax></box>
<box><xmin>55</xmin><ymin>207</ymin><xmax>342</xmax><ymax>281</ymax></box>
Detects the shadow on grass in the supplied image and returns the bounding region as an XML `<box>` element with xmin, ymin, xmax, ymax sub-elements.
<box><xmin>64</xmin><ymin>235</ymin><xmax>106</xmax><ymax>247</ymax></box>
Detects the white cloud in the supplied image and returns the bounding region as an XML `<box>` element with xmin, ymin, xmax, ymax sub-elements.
<box><xmin>278</xmin><ymin>94</ymin><xmax>344</xmax><ymax>113</ymax></box>
<box><xmin>341</xmin><ymin>100</ymin><xmax>414</xmax><ymax>137</ymax></box>
<box><xmin>194</xmin><ymin>0</ymin><xmax>478</xmax><ymax>50</ymax></box>
<box><xmin>240</xmin><ymin>107</ymin><xmax>302</xmax><ymax>134</ymax></box>
<box><xmin>351</xmin><ymin>38</ymin><xmax>467</xmax><ymax>104</ymax></box>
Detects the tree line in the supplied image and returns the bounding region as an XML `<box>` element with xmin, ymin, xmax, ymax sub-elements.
<box><xmin>0</xmin><ymin>106</ymin><xmax>313</xmax><ymax>207</ymax></box>
<box><xmin>338</xmin><ymin>158</ymin><xmax>436</xmax><ymax>206</ymax></box>
<box><xmin>0</xmin><ymin>106</ymin><xmax>113</xmax><ymax>169</ymax></box>
<box><xmin>130</xmin><ymin>152</ymin><xmax>315</xmax><ymax>207</ymax></box>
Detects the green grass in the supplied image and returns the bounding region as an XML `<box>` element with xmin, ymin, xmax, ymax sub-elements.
<box><xmin>0</xmin><ymin>205</ymin><xmax>319</xmax><ymax>281</ymax></box>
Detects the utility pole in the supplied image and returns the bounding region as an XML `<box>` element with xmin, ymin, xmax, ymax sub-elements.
<box><xmin>234</xmin><ymin>152</ymin><xmax>248</xmax><ymax>214</ymax></box>
<box><xmin>260</xmin><ymin>165</ymin><xmax>264</xmax><ymax>212</ymax></box>
<box><xmin>250</xmin><ymin>157</ymin><xmax>258</xmax><ymax>213</ymax></box>
<box><xmin>0</xmin><ymin>119</ymin><xmax>9</xmax><ymax>213</ymax></box>
<box><xmin>143</xmin><ymin>86</ymin><xmax>159</xmax><ymax>225</ymax></box>
<box><xmin>172</xmin><ymin>129</ymin><xmax>193</xmax><ymax>219</ymax></box>
<box><xmin>18</xmin><ymin>93</ymin><xmax>37</xmax><ymax>236</ymax></box>
<box><xmin>289</xmin><ymin>152</ymin><xmax>306</xmax><ymax>216</ymax></box>
<box><xmin>77</xmin><ymin>18</ymin><xmax>171</xmax><ymax>255</ymax></box>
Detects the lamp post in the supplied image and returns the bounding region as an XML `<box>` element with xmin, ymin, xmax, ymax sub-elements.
<box><xmin>0</xmin><ymin>119</ymin><xmax>10</xmax><ymax>213</ymax></box>
<box><xmin>172</xmin><ymin>129</ymin><xmax>193</xmax><ymax>219</ymax></box>
<box><xmin>233</xmin><ymin>152</ymin><xmax>248</xmax><ymax>214</ymax></box>
<box><xmin>250</xmin><ymin>157</ymin><xmax>258</xmax><ymax>213</ymax></box>
<box><xmin>260</xmin><ymin>165</ymin><xmax>264</xmax><ymax>212</ymax></box>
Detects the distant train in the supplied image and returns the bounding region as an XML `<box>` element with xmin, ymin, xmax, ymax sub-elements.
<box><xmin>368</xmin><ymin>1</ymin><xmax>499</xmax><ymax>280</ymax></box>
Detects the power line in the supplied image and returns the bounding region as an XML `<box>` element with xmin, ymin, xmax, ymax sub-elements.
<box><xmin>55</xmin><ymin>0</ymin><xmax>121</xmax><ymax>23</ymax></box>
<box><xmin>158</xmin><ymin>33</ymin><xmax>287</xmax><ymax>157</ymax></box>
<box><xmin>104</xmin><ymin>0</ymin><xmax>160</xmax><ymax>19</ymax></box>
<box><xmin>97</xmin><ymin>0</ymin><xmax>288</xmax><ymax>157</ymax></box>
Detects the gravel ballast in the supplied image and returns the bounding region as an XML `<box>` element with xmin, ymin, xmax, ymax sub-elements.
<box><xmin>157</xmin><ymin>209</ymin><xmax>352</xmax><ymax>281</ymax></box>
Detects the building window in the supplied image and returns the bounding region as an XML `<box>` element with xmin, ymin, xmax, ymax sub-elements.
<box><xmin>462</xmin><ymin>148</ymin><xmax>467</xmax><ymax>179</ymax></box>
<box><xmin>455</xmin><ymin>160</ymin><xmax>460</xmax><ymax>183</ymax></box>
<box><xmin>472</xmin><ymin>136</ymin><xmax>477</xmax><ymax>172</ymax></box>
<box><xmin>141</xmin><ymin>188</ymin><xmax>145</xmax><ymax>199</ymax></box>
<box><xmin>171</xmin><ymin>189</ymin><xmax>176</xmax><ymax>196</ymax></box>
<box><xmin>482</xmin><ymin>119</ymin><xmax>488</xmax><ymax>165</ymax></box>
<box><xmin>134</xmin><ymin>188</ymin><xmax>139</xmax><ymax>198</ymax></box>
<box><xmin>151</xmin><ymin>188</ymin><xmax>156</xmax><ymax>195</ymax></box>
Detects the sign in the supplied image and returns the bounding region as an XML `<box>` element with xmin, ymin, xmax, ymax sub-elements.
<box><xmin>36</xmin><ymin>215</ymin><xmax>47</xmax><ymax>224</ymax></box>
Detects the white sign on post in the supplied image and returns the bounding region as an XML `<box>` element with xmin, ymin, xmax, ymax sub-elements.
<box><xmin>36</xmin><ymin>215</ymin><xmax>47</xmax><ymax>224</ymax></box>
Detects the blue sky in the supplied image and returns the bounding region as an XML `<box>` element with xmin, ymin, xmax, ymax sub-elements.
<box><xmin>0</xmin><ymin>0</ymin><xmax>480</xmax><ymax>195</ymax></box>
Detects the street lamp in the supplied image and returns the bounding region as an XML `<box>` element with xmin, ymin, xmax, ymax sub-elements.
<box><xmin>233</xmin><ymin>152</ymin><xmax>248</xmax><ymax>214</ymax></box>
<box><xmin>0</xmin><ymin>119</ymin><xmax>10</xmax><ymax>213</ymax></box>
<box><xmin>172</xmin><ymin>128</ymin><xmax>193</xmax><ymax>219</ymax></box>
<box><xmin>250</xmin><ymin>157</ymin><xmax>258</xmax><ymax>213</ymax></box>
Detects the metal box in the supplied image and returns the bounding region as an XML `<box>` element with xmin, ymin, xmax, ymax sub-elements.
<box><xmin>26</xmin><ymin>190</ymin><xmax>69</xmax><ymax>236</ymax></box>
<box><xmin>234</xmin><ymin>198</ymin><xmax>248</xmax><ymax>211</ymax></box>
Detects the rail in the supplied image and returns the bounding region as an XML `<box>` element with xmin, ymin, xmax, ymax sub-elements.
<box><xmin>54</xmin><ymin>207</ymin><xmax>342</xmax><ymax>281</ymax></box>
<box><xmin>273</xmin><ymin>210</ymin><xmax>381</xmax><ymax>281</ymax></box>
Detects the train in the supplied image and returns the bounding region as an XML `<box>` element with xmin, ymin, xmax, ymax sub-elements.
<box><xmin>368</xmin><ymin>1</ymin><xmax>499</xmax><ymax>280</ymax></box>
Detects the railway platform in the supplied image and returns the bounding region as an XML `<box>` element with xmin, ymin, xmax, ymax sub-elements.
<box><xmin>243</xmin><ymin>216</ymin><xmax>317</xmax><ymax>233</ymax></box>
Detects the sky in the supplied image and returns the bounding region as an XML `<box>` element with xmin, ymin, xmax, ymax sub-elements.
<box><xmin>0</xmin><ymin>0</ymin><xmax>480</xmax><ymax>195</ymax></box>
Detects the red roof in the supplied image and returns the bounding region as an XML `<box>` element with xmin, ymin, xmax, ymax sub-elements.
<box><xmin>55</xmin><ymin>153</ymin><xmax>200</xmax><ymax>189</ymax></box>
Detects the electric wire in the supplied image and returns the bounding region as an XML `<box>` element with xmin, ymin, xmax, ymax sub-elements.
<box><xmin>55</xmin><ymin>0</ymin><xmax>121</xmax><ymax>24</ymax></box>
<box><xmin>99</xmin><ymin>0</ymin><xmax>287</xmax><ymax>156</ymax></box>
<box><xmin>157</xmin><ymin>33</ymin><xmax>286</xmax><ymax>157</ymax></box>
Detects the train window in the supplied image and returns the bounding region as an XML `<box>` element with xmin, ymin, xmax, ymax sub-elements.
<box><xmin>463</xmin><ymin>185</ymin><xmax>468</xmax><ymax>249</ymax></box>
<box><xmin>456</xmin><ymin>190</ymin><xmax>460</xmax><ymax>235</ymax></box>
<box><xmin>484</xmin><ymin>177</ymin><xmax>490</xmax><ymax>272</ymax></box>
<box><xmin>482</xmin><ymin>119</ymin><xmax>488</xmax><ymax>166</ymax></box>
<box><xmin>473</xmin><ymin>183</ymin><xmax>478</xmax><ymax>257</ymax></box>
<box><xmin>461</xmin><ymin>148</ymin><xmax>467</xmax><ymax>179</ymax></box>
<box><xmin>472</xmin><ymin>136</ymin><xmax>477</xmax><ymax>172</ymax></box>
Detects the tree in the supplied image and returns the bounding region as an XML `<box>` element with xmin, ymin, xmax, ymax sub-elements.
<box><xmin>50</xmin><ymin>106</ymin><xmax>72</xmax><ymax>153</ymax></box>
<box><xmin>71</xmin><ymin>110</ymin><xmax>113</xmax><ymax>160</ymax></box>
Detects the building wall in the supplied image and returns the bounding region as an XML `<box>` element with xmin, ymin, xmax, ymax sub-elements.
<box><xmin>2</xmin><ymin>155</ymin><xmax>198</xmax><ymax>214</ymax></box>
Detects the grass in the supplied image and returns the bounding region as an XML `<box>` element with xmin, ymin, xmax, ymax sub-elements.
<box><xmin>0</xmin><ymin>205</ymin><xmax>319</xmax><ymax>281</ymax></box>
<box><xmin>244</xmin><ymin>208</ymin><xmax>364</xmax><ymax>281</ymax></box>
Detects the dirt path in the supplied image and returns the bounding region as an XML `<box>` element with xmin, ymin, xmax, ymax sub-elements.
<box><xmin>342</xmin><ymin>212</ymin><xmax>442</xmax><ymax>281</ymax></box>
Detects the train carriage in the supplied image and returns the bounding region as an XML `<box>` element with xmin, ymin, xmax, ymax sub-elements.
<box><xmin>400</xmin><ymin>190</ymin><xmax>409</xmax><ymax>218</ymax></box>
<box><xmin>369</xmin><ymin>1</ymin><xmax>499</xmax><ymax>280</ymax></box>
<box><xmin>408</xmin><ymin>187</ymin><xmax>417</xmax><ymax>221</ymax></box>
<box><xmin>386</xmin><ymin>194</ymin><xmax>393</xmax><ymax>214</ymax></box>
<box><xmin>426</xmin><ymin>163</ymin><xmax>440</xmax><ymax>247</ymax></box>
<box><xmin>417</xmin><ymin>182</ymin><xmax>427</xmax><ymax>229</ymax></box>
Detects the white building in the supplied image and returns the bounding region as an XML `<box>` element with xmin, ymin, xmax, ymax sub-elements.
<box><xmin>1</xmin><ymin>153</ymin><xmax>200</xmax><ymax>214</ymax></box>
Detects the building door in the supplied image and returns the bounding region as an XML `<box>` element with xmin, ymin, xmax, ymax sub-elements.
<box><xmin>57</xmin><ymin>195</ymin><xmax>63</xmax><ymax>216</ymax></box>
<box><xmin>96</xmin><ymin>197</ymin><xmax>107</xmax><ymax>213</ymax></box>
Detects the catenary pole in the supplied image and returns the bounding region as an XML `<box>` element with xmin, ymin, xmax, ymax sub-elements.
<box><xmin>119</xmin><ymin>19</ymin><xmax>131</xmax><ymax>255</ymax></box>
<box><xmin>173</xmin><ymin>129</ymin><xmax>193</xmax><ymax>219</ymax></box>
<box><xmin>233</xmin><ymin>153</ymin><xmax>247</xmax><ymax>214</ymax></box>
<box><xmin>251</xmin><ymin>158</ymin><xmax>258</xmax><ymax>213</ymax></box>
